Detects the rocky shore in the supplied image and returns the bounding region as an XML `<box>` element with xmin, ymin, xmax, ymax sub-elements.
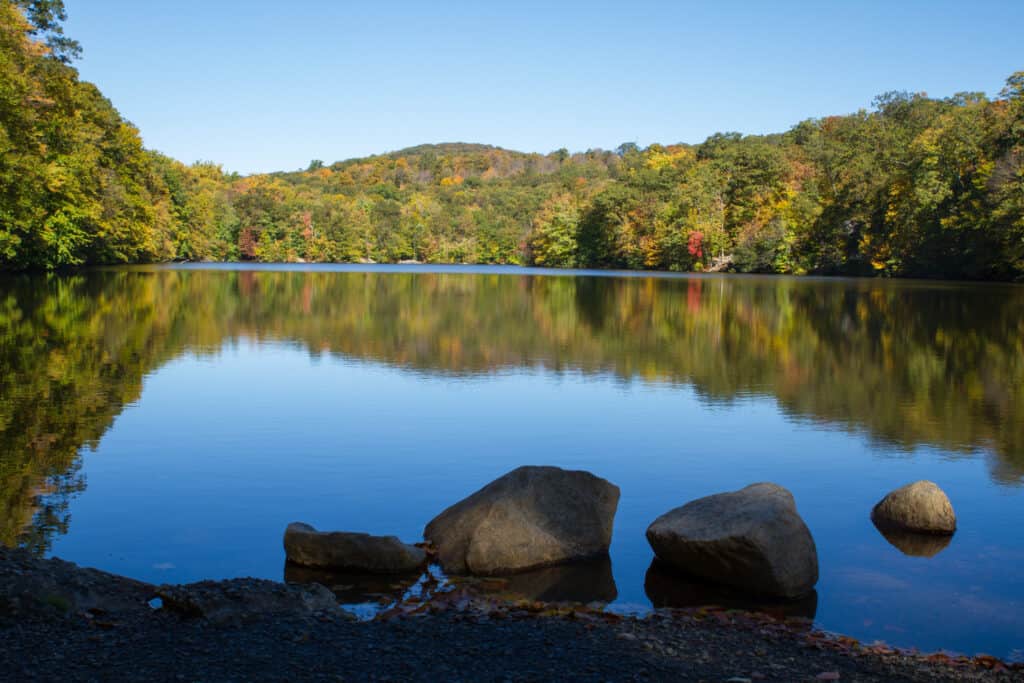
<box><xmin>1</xmin><ymin>548</ymin><xmax>1018</xmax><ymax>682</ymax></box>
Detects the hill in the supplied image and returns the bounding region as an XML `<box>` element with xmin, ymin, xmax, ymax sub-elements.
<box><xmin>1</xmin><ymin>1</ymin><xmax>1022</xmax><ymax>279</ymax></box>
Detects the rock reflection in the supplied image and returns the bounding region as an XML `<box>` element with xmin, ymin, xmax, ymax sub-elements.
<box><xmin>465</xmin><ymin>557</ymin><xmax>618</xmax><ymax>604</ymax></box>
<box><xmin>644</xmin><ymin>559</ymin><xmax>817</xmax><ymax>622</ymax></box>
<box><xmin>283</xmin><ymin>562</ymin><xmax>421</xmax><ymax>604</ymax></box>
<box><xmin>873</xmin><ymin>521</ymin><xmax>954</xmax><ymax>557</ymax></box>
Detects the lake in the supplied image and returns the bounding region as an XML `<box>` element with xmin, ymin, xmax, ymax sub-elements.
<box><xmin>1</xmin><ymin>264</ymin><xmax>1022</xmax><ymax>660</ymax></box>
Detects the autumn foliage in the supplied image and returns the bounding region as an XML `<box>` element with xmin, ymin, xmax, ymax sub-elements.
<box><xmin>1</xmin><ymin>2</ymin><xmax>1022</xmax><ymax>280</ymax></box>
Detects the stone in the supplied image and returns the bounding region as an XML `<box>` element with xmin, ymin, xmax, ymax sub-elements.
<box><xmin>423</xmin><ymin>465</ymin><xmax>620</xmax><ymax>575</ymax></box>
<box><xmin>645</xmin><ymin>483</ymin><xmax>818</xmax><ymax>599</ymax></box>
<box><xmin>283</xmin><ymin>523</ymin><xmax>426</xmax><ymax>574</ymax></box>
<box><xmin>870</xmin><ymin>480</ymin><xmax>956</xmax><ymax>534</ymax></box>
<box><xmin>157</xmin><ymin>578</ymin><xmax>336</xmax><ymax>623</ymax></box>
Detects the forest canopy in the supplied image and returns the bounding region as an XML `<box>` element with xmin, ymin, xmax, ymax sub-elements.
<box><xmin>1</xmin><ymin>1</ymin><xmax>1022</xmax><ymax>279</ymax></box>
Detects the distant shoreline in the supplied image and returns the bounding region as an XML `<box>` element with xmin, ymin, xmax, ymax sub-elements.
<box><xmin>5</xmin><ymin>261</ymin><xmax>1022</xmax><ymax>288</ymax></box>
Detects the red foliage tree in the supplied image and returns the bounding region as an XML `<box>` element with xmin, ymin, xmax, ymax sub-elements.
<box><xmin>687</xmin><ymin>230</ymin><xmax>704</xmax><ymax>260</ymax></box>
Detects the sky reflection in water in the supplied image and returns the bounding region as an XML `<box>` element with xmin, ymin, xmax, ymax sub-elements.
<box><xmin>0</xmin><ymin>266</ymin><xmax>1021</xmax><ymax>659</ymax></box>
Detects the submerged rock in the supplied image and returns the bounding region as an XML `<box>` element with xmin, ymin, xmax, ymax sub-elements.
<box><xmin>871</xmin><ymin>481</ymin><xmax>956</xmax><ymax>535</ymax></box>
<box><xmin>646</xmin><ymin>483</ymin><xmax>818</xmax><ymax>599</ymax></box>
<box><xmin>424</xmin><ymin>465</ymin><xmax>620</xmax><ymax>575</ymax></box>
<box><xmin>284</xmin><ymin>523</ymin><xmax>426</xmax><ymax>574</ymax></box>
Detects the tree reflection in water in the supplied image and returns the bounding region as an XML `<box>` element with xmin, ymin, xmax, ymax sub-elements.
<box><xmin>2</xmin><ymin>266</ymin><xmax>1022</xmax><ymax>553</ymax></box>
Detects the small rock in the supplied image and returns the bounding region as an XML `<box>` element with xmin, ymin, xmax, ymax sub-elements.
<box><xmin>816</xmin><ymin>673</ymin><xmax>840</xmax><ymax>681</ymax></box>
<box><xmin>871</xmin><ymin>481</ymin><xmax>956</xmax><ymax>534</ymax></box>
<box><xmin>284</xmin><ymin>523</ymin><xmax>426</xmax><ymax>573</ymax></box>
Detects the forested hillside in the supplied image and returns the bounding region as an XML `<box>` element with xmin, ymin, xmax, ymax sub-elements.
<box><xmin>1</xmin><ymin>1</ymin><xmax>1022</xmax><ymax>279</ymax></box>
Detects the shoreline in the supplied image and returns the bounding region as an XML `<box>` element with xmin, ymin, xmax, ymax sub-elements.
<box><xmin>2</xmin><ymin>548</ymin><xmax>1018</xmax><ymax>682</ymax></box>
<box><xmin>1</xmin><ymin>260</ymin><xmax>1022</xmax><ymax>286</ymax></box>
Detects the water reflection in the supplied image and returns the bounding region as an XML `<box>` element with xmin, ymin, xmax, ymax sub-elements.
<box><xmin>462</xmin><ymin>557</ymin><xmax>618</xmax><ymax>604</ymax></box>
<box><xmin>872</xmin><ymin>522</ymin><xmax>955</xmax><ymax>558</ymax></box>
<box><xmin>644</xmin><ymin>559</ymin><xmax>818</xmax><ymax>621</ymax></box>
<box><xmin>283</xmin><ymin>563</ymin><xmax>421</xmax><ymax>604</ymax></box>
<box><xmin>285</xmin><ymin>557</ymin><xmax>618</xmax><ymax>607</ymax></box>
<box><xmin>1</xmin><ymin>265</ymin><xmax>1022</xmax><ymax>556</ymax></box>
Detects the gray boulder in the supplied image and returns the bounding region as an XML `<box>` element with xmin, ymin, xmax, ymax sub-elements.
<box><xmin>645</xmin><ymin>483</ymin><xmax>818</xmax><ymax>599</ymax></box>
<box><xmin>423</xmin><ymin>466</ymin><xmax>620</xmax><ymax>575</ymax></box>
<box><xmin>871</xmin><ymin>480</ymin><xmax>956</xmax><ymax>534</ymax></box>
<box><xmin>284</xmin><ymin>523</ymin><xmax>426</xmax><ymax>574</ymax></box>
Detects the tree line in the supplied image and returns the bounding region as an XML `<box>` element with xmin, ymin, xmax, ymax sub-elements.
<box><xmin>1</xmin><ymin>1</ymin><xmax>1022</xmax><ymax>279</ymax></box>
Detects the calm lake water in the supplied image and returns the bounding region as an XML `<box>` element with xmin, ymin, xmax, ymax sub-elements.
<box><xmin>1</xmin><ymin>264</ymin><xmax>1022</xmax><ymax>659</ymax></box>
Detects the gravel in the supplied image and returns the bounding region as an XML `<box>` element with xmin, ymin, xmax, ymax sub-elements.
<box><xmin>1</xmin><ymin>548</ymin><xmax>1018</xmax><ymax>682</ymax></box>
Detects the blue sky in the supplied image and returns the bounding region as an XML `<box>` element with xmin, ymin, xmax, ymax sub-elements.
<box><xmin>64</xmin><ymin>0</ymin><xmax>1023</xmax><ymax>175</ymax></box>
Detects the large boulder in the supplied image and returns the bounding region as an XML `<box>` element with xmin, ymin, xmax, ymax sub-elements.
<box><xmin>284</xmin><ymin>523</ymin><xmax>426</xmax><ymax>574</ymax></box>
<box><xmin>871</xmin><ymin>480</ymin><xmax>956</xmax><ymax>535</ymax></box>
<box><xmin>423</xmin><ymin>466</ymin><xmax>620</xmax><ymax>575</ymax></box>
<box><xmin>645</xmin><ymin>483</ymin><xmax>818</xmax><ymax>599</ymax></box>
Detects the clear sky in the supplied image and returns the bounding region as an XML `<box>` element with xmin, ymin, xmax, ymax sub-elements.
<box><xmin>64</xmin><ymin>0</ymin><xmax>1023</xmax><ymax>175</ymax></box>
